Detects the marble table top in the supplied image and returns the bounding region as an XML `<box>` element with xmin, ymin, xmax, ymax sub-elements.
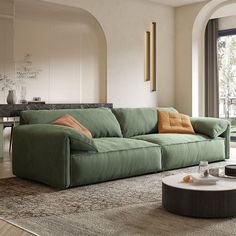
<box><xmin>162</xmin><ymin>173</ymin><xmax>236</xmax><ymax>191</ymax></box>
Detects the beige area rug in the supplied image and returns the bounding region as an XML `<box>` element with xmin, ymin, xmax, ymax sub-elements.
<box><xmin>1</xmin><ymin>162</ymin><xmax>236</xmax><ymax>236</ymax></box>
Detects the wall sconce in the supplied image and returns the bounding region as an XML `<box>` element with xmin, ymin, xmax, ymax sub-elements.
<box><xmin>144</xmin><ymin>22</ymin><xmax>157</xmax><ymax>92</ymax></box>
<box><xmin>144</xmin><ymin>31</ymin><xmax>150</xmax><ymax>82</ymax></box>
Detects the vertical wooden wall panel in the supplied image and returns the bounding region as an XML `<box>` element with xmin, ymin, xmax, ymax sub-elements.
<box><xmin>150</xmin><ymin>22</ymin><xmax>156</xmax><ymax>92</ymax></box>
<box><xmin>144</xmin><ymin>31</ymin><xmax>150</xmax><ymax>81</ymax></box>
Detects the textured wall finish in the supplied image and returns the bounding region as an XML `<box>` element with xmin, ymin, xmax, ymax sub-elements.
<box><xmin>0</xmin><ymin>0</ymin><xmax>14</xmax><ymax>104</ymax></box>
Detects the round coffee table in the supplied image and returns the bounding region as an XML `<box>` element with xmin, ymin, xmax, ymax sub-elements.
<box><xmin>162</xmin><ymin>173</ymin><xmax>236</xmax><ymax>218</ymax></box>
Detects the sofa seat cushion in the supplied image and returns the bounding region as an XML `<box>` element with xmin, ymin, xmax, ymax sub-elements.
<box><xmin>94</xmin><ymin>137</ymin><xmax>159</xmax><ymax>152</ymax></box>
<box><xmin>70</xmin><ymin>138</ymin><xmax>162</xmax><ymax>186</ymax></box>
<box><xmin>132</xmin><ymin>134</ymin><xmax>225</xmax><ymax>170</ymax></box>
<box><xmin>132</xmin><ymin>133</ymin><xmax>210</xmax><ymax>145</ymax></box>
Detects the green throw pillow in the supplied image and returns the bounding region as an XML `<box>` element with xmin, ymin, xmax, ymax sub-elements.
<box><xmin>190</xmin><ymin>117</ymin><xmax>230</xmax><ymax>138</ymax></box>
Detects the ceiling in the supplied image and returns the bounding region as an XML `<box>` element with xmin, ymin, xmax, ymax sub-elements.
<box><xmin>148</xmin><ymin>0</ymin><xmax>208</xmax><ymax>7</ymax></box>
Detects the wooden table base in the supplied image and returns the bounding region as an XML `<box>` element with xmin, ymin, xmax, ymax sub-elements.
<box><xmin>162</xmin><ymin>183</ymin><xmax>236</xmax><ymax>218</ymax></box>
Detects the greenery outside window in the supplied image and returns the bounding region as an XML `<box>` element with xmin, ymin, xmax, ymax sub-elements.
<box><xmin>218</xmin><ymin>28</ymin><xmax>236</xmax><ymax>118</ymax></box>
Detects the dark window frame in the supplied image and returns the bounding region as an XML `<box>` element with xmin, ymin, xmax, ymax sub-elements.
<box><xmin>219</xmin><ymin>28</ymin><xmax>236</xmax><ymax>37</ymax></box>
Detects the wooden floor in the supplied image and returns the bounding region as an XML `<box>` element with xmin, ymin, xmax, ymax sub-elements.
<box><xmin>0</xmin><ymin>219</ymin><xmax>33</xmax><ymax>236</ymax></box>
<box><xmin>0</xmin><ymin>129</ymin><xmax>13</xmax><ymax>179</ymax></box>
<box><xmin>0</xmin><ymin>153</ymin><xmax>13</xmax><ymax>179</ymax></box>
<box><xmin>0</xmin><ymin>130</ymin><xmax>34</xmax><ymax>236</ymax></box>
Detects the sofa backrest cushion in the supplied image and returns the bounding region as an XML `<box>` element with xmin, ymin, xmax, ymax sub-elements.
<box><xmin>112</xmin><ymin>107</ymin><xmax>178</xmax><ymax>138</ymax></box>
<box><xmin>111</xmin><ymin>108</ymin><xmax>156</xmax><ymax>138</ymax></box>
<box><xmin>157</xmin><ymin>107</ymin><xmax>178</xmax><ymax>113</ymax></box>
<box><xmin>20</xmin><ymin>108</ymin><xmax>122</xmax><ymax>138</ymax></box>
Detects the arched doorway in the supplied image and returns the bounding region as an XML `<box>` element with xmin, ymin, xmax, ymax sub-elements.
<box><xmin>0</xmin><ymin>0</ymin><xmax>107</xmax><ymax>104</ymax></box>
<box><xmin>192</xmin><ymin>0</ymin><xmax>236</xmax><ymax>116</ymax></box>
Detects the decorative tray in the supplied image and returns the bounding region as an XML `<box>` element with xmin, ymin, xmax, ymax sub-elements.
<box><xmin>209</xmin><ymin>167</ymin><xmax>236</xmax><ymax>179</ymax></box>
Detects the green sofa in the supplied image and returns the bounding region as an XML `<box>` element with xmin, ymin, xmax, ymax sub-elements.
<box><xmin>12</xmin><ymin>107</ymin><xmax>230</xmax><ymax>189</ymax></box>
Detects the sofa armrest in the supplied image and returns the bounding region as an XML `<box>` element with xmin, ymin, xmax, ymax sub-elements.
<box><xmin>190</xmin><ymin>117</ymin><xmax>230</xmax><ymax>159</ymax></box>
<box><xmin>12</xmin><ymin>124</ymin><xmax>97</xmax><ymax>188</ymax></box>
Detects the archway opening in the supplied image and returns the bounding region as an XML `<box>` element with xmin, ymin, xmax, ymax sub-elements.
<box><xmin>0</xmin><ymin>0</ymin><xmax>107</xmax><ymax>104</ymax></box>
<box><xmin>192</xmin><ymin>0</ymin><xmax>236</xmax><ymax>116</ymax></box>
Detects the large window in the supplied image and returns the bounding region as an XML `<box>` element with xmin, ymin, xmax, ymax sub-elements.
<box><xmin>218</xmin><ymin>29</ymin><xmax>236</xmax><ymax>118</ymax></box>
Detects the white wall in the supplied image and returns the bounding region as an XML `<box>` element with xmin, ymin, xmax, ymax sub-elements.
<box><xmin>212</xmin><ymin>3</ymin><xmax>236</xmax><ymax>19</ymax></box>
<box><xmin>14</xmin><ymin>0</ymin><xmax>106</xmax><ymax>103</ymax></box>
<box><xmin>42</xmin><ymin>0</ymin><xmax>175</xmax><ymax>108</ymax></box>
<box><xmin>0</xmin><ymin>0</ymin><xmax>14</xmax><ymax>103</ymax></box>
<box><xmin>0</xmin><ymin>0</ymin><xmax>175</xmax><ymax>108</ymax></box>
<box><xmin>219</xmin><ymin>15</ymin><xmax>236</xmax><ymax>30</ymax></box>
<box><xmin>175</xmin><ymin>2</ymin><xmax>206</xmax><ymax>115</ymax></box>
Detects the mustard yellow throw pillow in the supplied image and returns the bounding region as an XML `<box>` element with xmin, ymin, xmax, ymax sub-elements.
<box><xmin>158</xmin><ymin>111</ymin><xmax>195</xmax><ymax>134</ymax></box>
